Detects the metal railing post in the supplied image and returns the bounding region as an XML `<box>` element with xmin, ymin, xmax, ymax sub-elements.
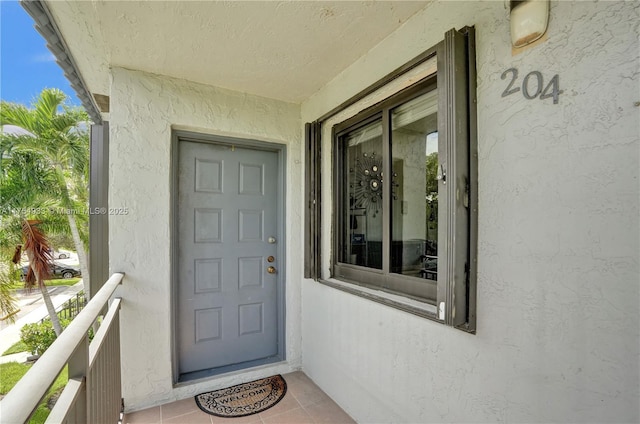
<box><xmin>68</xmin><ymin>336</ymin><xmax>89</xmax><ymax>422</ymax></box>
<box><xmin>0</xmin><ymin>272</ymin><xmax>124</xmax><ymax>424</ymax></box>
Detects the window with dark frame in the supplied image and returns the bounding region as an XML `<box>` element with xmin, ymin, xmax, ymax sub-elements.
<box><xmin>333</xmin><ymin>80</ymin><xmax>440</xmax><ymax>303</ymax></box>
<box><xmin>305</xmin><ymin>27</ymin><xmax>477</xmax><ymax>332</ymax></box>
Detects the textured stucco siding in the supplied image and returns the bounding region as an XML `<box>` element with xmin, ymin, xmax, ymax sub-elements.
<box><xmin>106</xmin><ymin>0</ymin><xmax>639</xmax><ymax>420</ymax></box>
<box><xmin>109</xmin><ymin>68</ymin><xmax>302</xmax><ymax>411</ymax></box>
<box><xmin>301</xmin><ymin>1</ymin><xmax>639</xmax><ymax>423</ymax></box>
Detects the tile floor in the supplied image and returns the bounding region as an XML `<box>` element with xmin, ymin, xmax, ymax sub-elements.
<box><xmin>124</xmin><ymin>371</ymin><xmax>355</xmax><ymax>424</ymax></box>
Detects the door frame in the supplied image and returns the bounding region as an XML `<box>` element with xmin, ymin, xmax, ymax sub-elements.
<box><xmin>170</xmin><ymin>129</ymin><xmax>287</xmax><ymax>385</ymax></box>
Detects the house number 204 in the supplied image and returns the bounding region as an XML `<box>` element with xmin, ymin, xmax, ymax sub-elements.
<box><xmin>501</xmin><ymin>68</ymin><xmax>562</xmax><ymax>104</ymax></box>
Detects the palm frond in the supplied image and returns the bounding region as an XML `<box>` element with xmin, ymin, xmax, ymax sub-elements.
<box><xmin>0</xmin><ymin>102</ymin><xmax>34</xmax><ymax>130</ymax></box>
<box><xmin>0</xmin><ymin>270</ymin><xmax>19</xmax><ymax>323</ymax></box>
<box><xmin>11</xmin><ymin>245</ymin><xmax>22</xmax><ymax>264</ymax></box>
<box><xmin>22</xmin><ymin>219</ymin><xmax>53</xmax><ymax>288</ymax></box>
<box><xmin>51</xmin><ymin>107</ymin><xmax>88</xmax><ymax>133</ymax></box>
<box><xmin>33</xmin><ymin>89</ymin><xmax>67</xmax><ymax>134</ymax></box>
<box><xmin>1</xmin><ymin>150</ymin><xmax>62</xmax><ymax>209</ymax></box>
<box><xmin>0</xmin><ymin>219</ymin><xmax>23</xmax><ymax>251</ymax></box>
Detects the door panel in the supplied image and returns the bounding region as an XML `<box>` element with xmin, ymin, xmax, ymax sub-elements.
<box><xmin>178</xmin><ymin>140</ymin><xmax>279</xmax><ymax>375</ymax></box>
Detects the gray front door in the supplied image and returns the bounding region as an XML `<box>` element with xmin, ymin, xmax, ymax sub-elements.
<box><xmin>177</xmin><ymin>139</ymin><xmax>281</xmax><ymax>376</ymax></box>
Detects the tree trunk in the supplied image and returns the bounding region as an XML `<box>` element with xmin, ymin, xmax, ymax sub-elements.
<box><xmin>26</xmin><ymin>250</ymin><xmax>63</xmax><ymax>336</ymax></box>
<box><xmin>39</xmin><ymin>280</ymin><xmax>63</xmax><ymax>336</ymax></box>
<box><xmin>66</xmin><ymin>212</ymin><xmax>90</xmax><ymax>299</ymax></box>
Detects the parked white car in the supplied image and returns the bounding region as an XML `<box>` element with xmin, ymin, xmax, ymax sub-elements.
<box><xmin>49</xmin><ymin>248</ymin><xmax>71</xmax><ymax>259</ymax></box>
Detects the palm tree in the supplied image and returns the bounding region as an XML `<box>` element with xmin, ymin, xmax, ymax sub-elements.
<box><xmin>20</xmin><ymin>220</ymin><xmax>64</xmax><ymax>336</ymax></box>
<box><xmin>0</xmin><ymin>145</ymin><xmax>68</xmax><ymax>335</ymax></box>
<box><xmin>1</xmin><ymin>89</ymin><xmax>91</xmax><ymax>298</ymax></box>
<box><xmin>0</xmin><ymin>267</ymin><xmax>19</xmax><ymax>323</ymax></box>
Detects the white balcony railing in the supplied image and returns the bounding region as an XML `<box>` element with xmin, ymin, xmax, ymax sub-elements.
<box><xmin>1</xmin><ymin>273</ymin><xmax>125</xmax><ymax>424</ymax></box>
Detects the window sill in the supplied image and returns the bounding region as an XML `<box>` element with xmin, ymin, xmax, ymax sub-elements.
<box><xmin>317</xmin><ymin>277</ymin><xmax>440</xmax><ymax>321</ymax></box>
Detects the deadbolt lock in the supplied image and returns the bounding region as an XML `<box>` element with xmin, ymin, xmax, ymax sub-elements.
<box><xmin>267</xmin><ymin>256</ymin><xmax>275</xmax><ymax>263</ymax></box>
<box><xmin>267</xmin><ymin>266</ymin><xmax>277</xmax><ymax>274</ymax></box>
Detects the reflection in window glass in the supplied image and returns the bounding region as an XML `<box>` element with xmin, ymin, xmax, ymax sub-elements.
<box><xmin>390</xmin><ymin>89</ymin><xmax>438</xmax><ymax>280</ymax></box>
<box><xmin>342</xmin><ymin>120</ymin><xmax>383</xmax><ymax>269</ymax></box>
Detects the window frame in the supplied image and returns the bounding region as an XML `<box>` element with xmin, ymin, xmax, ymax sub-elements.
<box><xmin>332</xmin><ymin>78</ymin><xmax>440</xmax><ymax>305</ymax></box>
<box><xmin>306</xmin><ymin>27</ymin><xmax>477</xmax><ymax>333</ymax></box>
<box><xmin>304</xmin><ymin>122</ymin><xmax>322</xmax><ymax>280</ymax></box>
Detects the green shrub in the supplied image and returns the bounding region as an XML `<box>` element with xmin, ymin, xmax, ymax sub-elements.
<box><xmin>20</xmin><ymin>319</ymin><xmax>71</xmax><ymax>355</ymax></box>
<box><xmin>20</xmin><ymin>318</ymin><xmax>94</xmax><ymax>355</ymax></box>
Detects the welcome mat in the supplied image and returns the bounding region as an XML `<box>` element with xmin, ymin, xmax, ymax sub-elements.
<box><xmin>195</xmin><ymin>375</ymin><xmax>287</xmax><ymax>418</ymax></box>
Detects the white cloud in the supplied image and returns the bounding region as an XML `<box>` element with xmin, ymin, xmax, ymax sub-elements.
<box><xmin>31</xmin><ymin>52</ymin><xmax>56</xmax><ymax>63</ymax></box>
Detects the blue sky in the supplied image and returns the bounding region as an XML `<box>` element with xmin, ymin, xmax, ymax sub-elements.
<box><xmin>1</xmin><ymin>0</ymin><xmax>79</xmax><ymax>106</ymax></box>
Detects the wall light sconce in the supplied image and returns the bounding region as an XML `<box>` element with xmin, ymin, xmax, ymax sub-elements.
<box><xmin>510</xmin><ymin>0</ymin><xmax>549</xmax><ymax>48</ymax></box>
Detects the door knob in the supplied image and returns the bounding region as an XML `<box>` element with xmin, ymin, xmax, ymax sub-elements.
<box><xmin>267</xmin><ymin>266</ymin><xmax>277</xmax><ymax>274</ymax></box>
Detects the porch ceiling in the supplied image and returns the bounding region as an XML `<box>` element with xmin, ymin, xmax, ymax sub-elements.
<box><xmin>46</xmin><ymin>1</ymin><xmax>430</xmax><ymax>104</ymax></box>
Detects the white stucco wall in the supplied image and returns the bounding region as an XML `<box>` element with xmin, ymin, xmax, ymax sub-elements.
<box><xmin>105</xmin><ymin>0</ymin><xmax>639</xmax><ymax>419</ymax></box>
<box><xmin>108</xmin><ymin>68</ymin><xmax>302</xmax><ymax>411</ymax></box>
<box><xmin>301</xmin><ymin>1</ymin><xmax>639</xmax><ymax>423</ymax></box>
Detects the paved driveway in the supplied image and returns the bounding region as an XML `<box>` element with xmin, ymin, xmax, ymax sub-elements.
<box><xmin>0</xmin><ymin>282</ymin><xmax>84</xmax><ymax>355</ymax></box>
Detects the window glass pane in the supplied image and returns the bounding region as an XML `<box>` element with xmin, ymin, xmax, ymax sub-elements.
<box><xmin>390</xmin><ymin>89</ymin><xmax>438</xmax><ymax>280</ymax></box>
<box><xmin>342</xmin><ymin>120</ymin><xmax>383</xmax><ymax>269</ymax></box>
